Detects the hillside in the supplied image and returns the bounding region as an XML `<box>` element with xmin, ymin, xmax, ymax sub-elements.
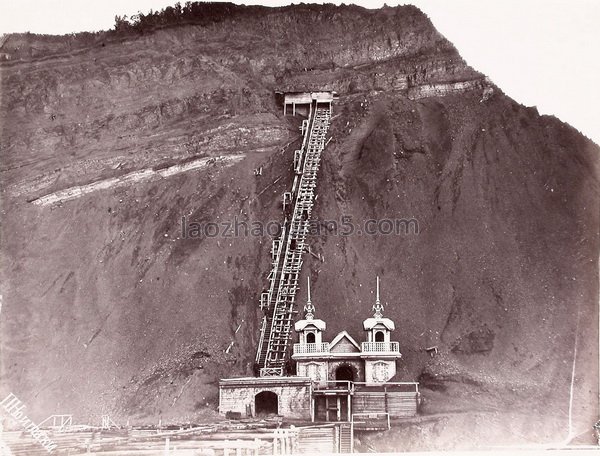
<box><xmin>1</xmin><ymin>3</ymin><xmax>598</xmax><ymax>450</ymax></box>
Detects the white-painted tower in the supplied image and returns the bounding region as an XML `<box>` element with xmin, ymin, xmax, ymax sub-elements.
<box><xmin>294</xmin><ymin>277</ymin><xmax>326</xmax><ymax>345</ymax></box>
<box><xmin>363</xmin><ymin>276</ymin><xmax>395</xmax><ymax>343</ymax></box>
<box><xmin>362</xmin><ymin>276</ymin><xmax>402</xmax><ymax>384</ymax></box>
<box><xmin>294</xmin><ymin>277</ymin><xmax>329</xmax><ymax>383</ymax></box>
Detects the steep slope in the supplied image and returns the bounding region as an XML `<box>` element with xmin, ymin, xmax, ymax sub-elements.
<box><xmin>0</xmin><ymin>3</ymin><xmax>598</xmax><ymax>449</ymax></box>
<box><xmin>314</xmin><ymin>90</ymin><xmax>599</xmax><ymax>448</ymax></box>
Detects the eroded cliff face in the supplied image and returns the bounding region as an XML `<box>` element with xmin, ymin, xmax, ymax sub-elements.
<box><xmin>0</xmin><ymin>3</ymin><xmax>598</xmax><ymax>450</ymax></box>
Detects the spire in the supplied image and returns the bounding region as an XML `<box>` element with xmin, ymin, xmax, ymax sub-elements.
<box><xmin>373</xmin><ymin>276</ymin><xmax>384</xmax><ymax>318</ymax></box>
<box><xmin>304</xmin><ymin>276</ymin><xmax>315</xmax><ymax>320</ymax></box>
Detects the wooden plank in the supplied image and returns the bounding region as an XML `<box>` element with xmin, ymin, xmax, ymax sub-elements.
<box><xmin>296</xmin><ymin>426</ymin><xmax>336</xmax><ymax>454</ymax></box>
<box><xmin>351</xmin><ymin>392</ymin><xmax>386</xmax><ymax>414</ymax></box>
<box><xmin>385</xmin><ymin>392</ymin><xmax>418</xmax><ymax>417</ymax></box>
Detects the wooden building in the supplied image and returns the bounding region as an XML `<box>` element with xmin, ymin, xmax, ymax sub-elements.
<box><xmin>292</xmin><ymin>277</ymin><xmax>418</xmax><ymax>422</ymax></box>
<box><xmin>293</xmin><ymin>277</ymin><xmax>400</xmax><ymax>385</ymax></box>
<box><xmin>280</xmin><ymin>91</ymin><xmax>338</xmax><ymax>116</ymax></box>
<box><xmin>218</xmin><ymin>277</ymin><xmax>420</xmax><ymax>422</ymax></box>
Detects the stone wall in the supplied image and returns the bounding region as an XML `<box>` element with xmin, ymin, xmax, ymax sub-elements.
<box><xmin>219</xmin><ymin>378</ymin><xmax>312</xmax><ymax>420</ymax></box>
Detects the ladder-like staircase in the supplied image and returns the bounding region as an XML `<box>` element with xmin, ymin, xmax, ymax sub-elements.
<box><xmin>256</xmin><ymin>103</ymin><xmax>331</xmax><ymax>376</ymax></box>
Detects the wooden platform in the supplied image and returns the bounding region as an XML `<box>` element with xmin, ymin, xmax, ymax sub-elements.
<box><xmin>351</xmin><ymin>413</ymin><xmax>391</xmax><ymax>432</ymax></box>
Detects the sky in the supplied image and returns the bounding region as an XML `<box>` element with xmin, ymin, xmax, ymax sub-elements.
<box><xmin>1</xmin><ymin>0</ymin><xmax>599</xmax><ymax>145</ymax></box>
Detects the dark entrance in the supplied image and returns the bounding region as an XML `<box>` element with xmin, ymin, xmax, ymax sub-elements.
<box><xmin>315</xmin><ymin>395</ymin><xmax>349</xmax><ymax>422</ymax></box>
<box><xmin>335</xmin><ymin>364</ymin><xmax>355</xmax><ymax>382</ymax></box>
<box><xmin>306</xmin><ymin>332</ymin><xmax>316</xmax><ymax>344</ymax></box>
<box><xmin>255</xmin><ymin>391</ymin><xmax>278</xmax><ymax>416</ymax></box>
<box><xmin>375</xmin><ymin>331</ymin><xmax>385</xmax><ymax>342</ymax></box>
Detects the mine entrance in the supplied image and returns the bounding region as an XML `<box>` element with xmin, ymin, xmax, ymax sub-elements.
<box><xmin>335</xmin><ymin>364</ymin><xmax>355</xmax><ymax>382</ymax></box>
<box><xmin>255</xmin><ymin>391</ymin><xmax>278</xmax><ymax>416</ymax></box>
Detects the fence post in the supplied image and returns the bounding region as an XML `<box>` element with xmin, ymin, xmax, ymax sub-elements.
<box><xmin>290</xmin><ymin>425</ymin><xmax>299</xmax><ymax>455</ymax></box>
<box><xmin>254</xmin><ymin>438</ymin><xmax>260</xmax><ymax>456</ymax></box>
<box><xmin>334</xmin><ymin>424</ymin><xmax>339</xmax><ymax>453</ymax></box>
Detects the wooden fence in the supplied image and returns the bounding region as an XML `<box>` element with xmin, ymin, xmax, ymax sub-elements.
<box><xmin>1</xmin><ymin>423</ymin><xmax>352</xmax><ymax>455</ymax></box>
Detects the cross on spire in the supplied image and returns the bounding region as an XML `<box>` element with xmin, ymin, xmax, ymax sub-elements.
<box><xmin>373</xmin><ymin>276</ymin><xmax>384</xmax><ymax>318</ymax></box>
<box><xmin>304</xmin><ymin>276</ymin><xmax>315</xmax><ymax>320</ymax></box>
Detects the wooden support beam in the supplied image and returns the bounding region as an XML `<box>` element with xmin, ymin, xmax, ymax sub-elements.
<box><xmin>347</xmin><ymin>394</ymin><xmax>351</xmax><ymax>422</ymax></box>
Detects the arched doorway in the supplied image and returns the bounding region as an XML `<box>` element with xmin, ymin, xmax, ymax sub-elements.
<box><xmin>375</xmin><ymin>331</ymin><xmax>385</xmax><ymax>342</ymax></box>
<box><xmin>335</xmin><ymin>364</ymin><xmax>355</xmax><ymax>382</ymax></box>
<box><xmin>306</xmin><ymin>332</ymin><xmax>316</xmax><ymax>344</ymax></box>
<box><xmin>255</xmin><ymin>391</ymin><xmax>278</xmax><ymax>416</ymax></box>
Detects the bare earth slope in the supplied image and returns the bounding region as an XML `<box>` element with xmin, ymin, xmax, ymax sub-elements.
<box><xmin>0</xmin><ymin>3</ymin><xmax>598</xmax><ymax>450</ymax></box>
